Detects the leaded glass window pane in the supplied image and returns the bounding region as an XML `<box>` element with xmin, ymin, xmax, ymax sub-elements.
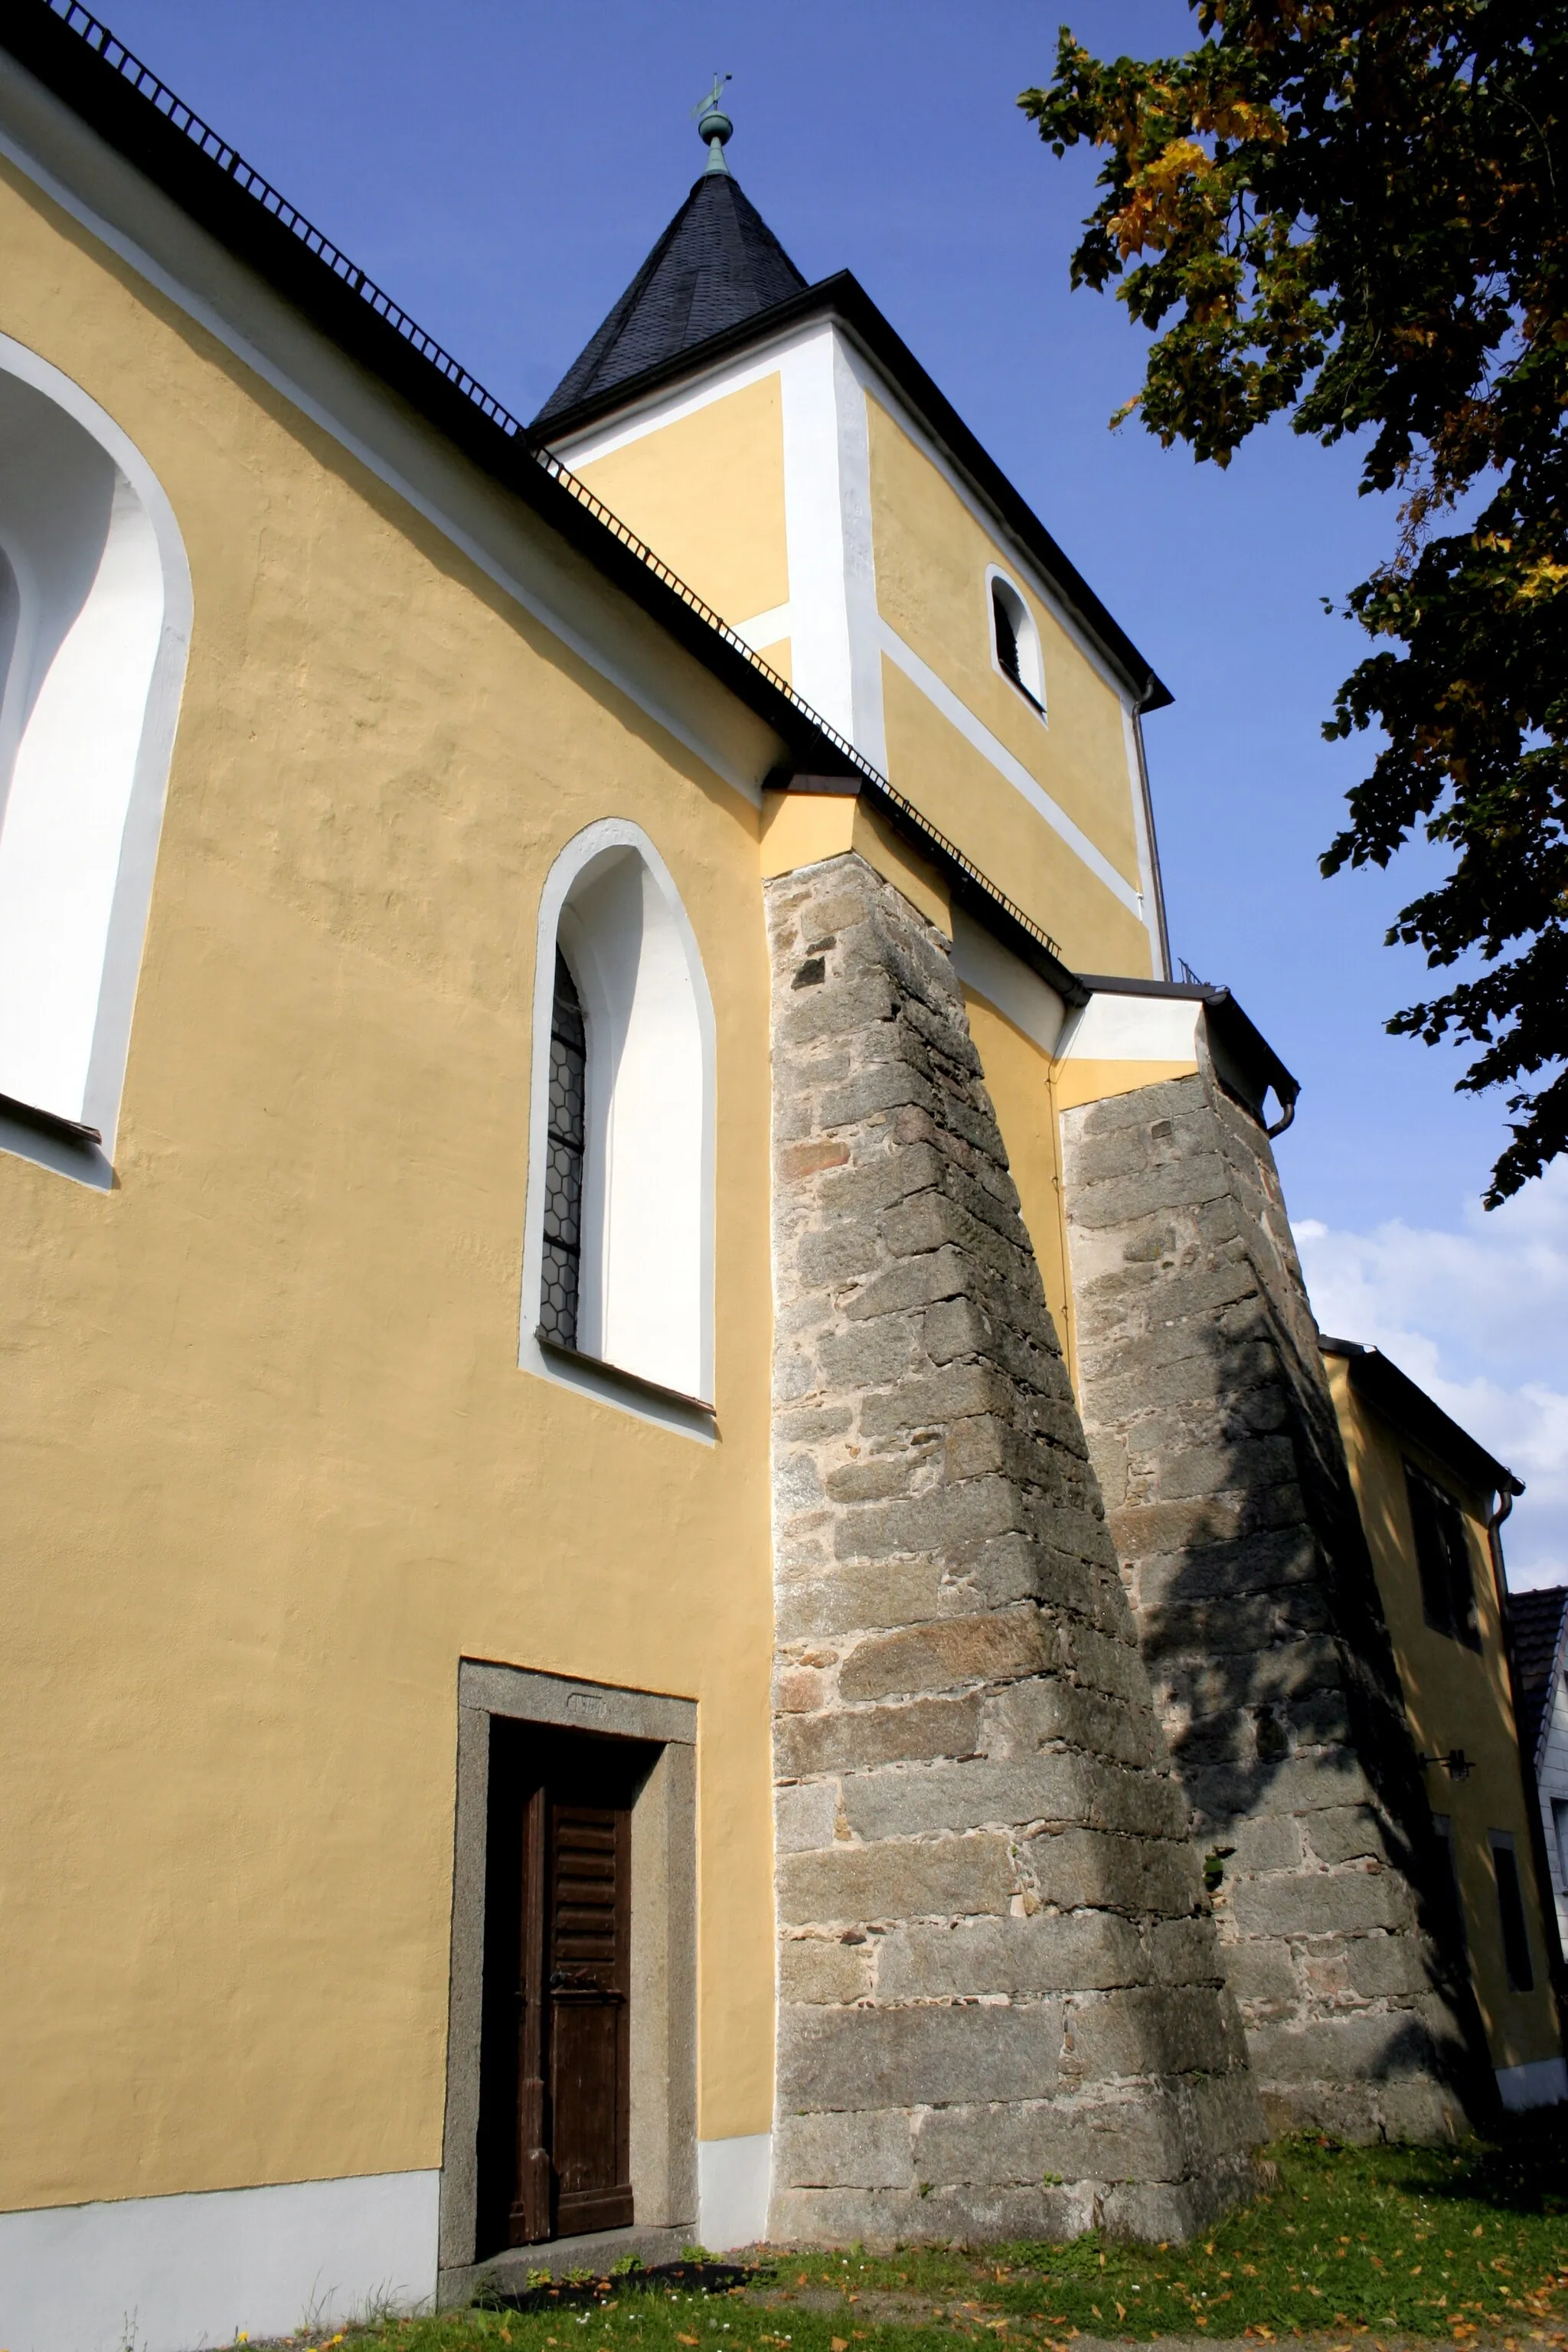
<box><xmin>541</xmin><ymin>948</ymin><xmax>586</xmax><ymax>1350</ymax></box>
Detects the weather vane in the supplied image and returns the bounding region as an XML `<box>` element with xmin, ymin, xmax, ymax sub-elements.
<box><xmin>692</xmin><ymin>72</ymin><xmax>734</xmax><ymax>175</ymax></box>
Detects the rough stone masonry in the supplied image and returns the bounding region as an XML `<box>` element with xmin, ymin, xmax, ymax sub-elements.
<box><xmin>1060</xmin><ymin>1032</ymin><xmax>1486</xmax><ymax>2141</ymax></box>
<box><xmin>765</xmin><ymin>850</ymin><xmax>1266</xmax><ymax>2246</ymax></box>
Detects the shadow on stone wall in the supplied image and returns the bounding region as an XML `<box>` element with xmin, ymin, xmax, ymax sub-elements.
<box><xmin>765</xmin><ymin>858</ymin><xmax>1269</xmax><ymax>2245</ymax></box>
<box><xmin>1061</xmin><ymin>1045</ymin><xmax>1494</xmax><ymax>2141</ymax></box>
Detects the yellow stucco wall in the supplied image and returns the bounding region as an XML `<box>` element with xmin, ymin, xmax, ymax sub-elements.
<box><xmin>881</xmin><ymin>659</ymin><xmax>1153</xmax><ymax>975</ymax></box>
<box><xmin>0</xmin><ymin>160</ymin><xmax>779</xmax><ymax>2212</ymax></box>
<box><xmin>865</xmin><ymin>393</ymin><xmax>1143</xmax><ymax>899</ymax></box>
<box><xmin>962</xmin><ymin>992</ymin><xmax>1076</xmax><ymax>1384</ymax></box>
<box><xmin>1051</xmin><ymin>1058</ymin><xmax>1199</xmax><ymax>1117</ymax></box>
<box><xmin>1326</xmin><ymin>1357</ymin><xmax>1561</xmax><ymax>2073</ymax></box>
<box><xmin>573</xmin><ymin>374</ymin><xmax>789</xmax><ymax>626</ymax></box>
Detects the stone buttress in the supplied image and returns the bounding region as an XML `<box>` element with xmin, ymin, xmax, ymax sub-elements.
<box><xmin>1060</xmin><ymin>1034</ymin><xmax>1486</xmax><ymax>2140</ymax></box>
<box><xmin>765</xmin><ymin>852</ymin><xmax>1266</xmax><ymax>2245</ymax></box>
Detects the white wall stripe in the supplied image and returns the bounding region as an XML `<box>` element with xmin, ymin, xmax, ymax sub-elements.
<box><xmin>733</xmin><ymin>602</ymin><xmax>792</xmax><ymax>649</ymax></box>
<box><xmin>876</xmin><ymin>619</ymin><xmax>1145</xmax><ymax>919</ymax></box>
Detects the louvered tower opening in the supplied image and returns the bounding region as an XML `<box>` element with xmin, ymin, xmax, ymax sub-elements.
<box><xmin>992</xmin><ymin>580</ymin><xmax>1022</xmax><ymax>686</ymax></box>
<box><xmin>991</xmin><ymin>575</ymin><xmax>1044</xmax><ymax>715</ymax></box>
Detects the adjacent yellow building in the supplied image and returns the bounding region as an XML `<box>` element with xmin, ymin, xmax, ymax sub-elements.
<box><xmin>1324</xmin><ymin>1339</ymin><xmax>1565</xmax><ymax>2106</ymax></box>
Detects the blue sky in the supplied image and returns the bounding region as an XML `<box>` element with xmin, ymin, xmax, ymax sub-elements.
<box><xmin>88</xmin><ymin>0</ymin><xmax>1566</xmax><ymax>1580</ymax></box>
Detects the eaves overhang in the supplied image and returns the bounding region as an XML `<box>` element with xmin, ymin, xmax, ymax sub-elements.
<box><xmin>1075</xmin><ymin>972</ymin><xmax>1300</xmax><ymax>1138</ymax></box>
<box><xmin>538</xmin><ymin>269</ymin><xmax>1174</xmax><ymax>717</ymax></box>
<box><xmin>1321</xmin><ymin>1337</ymin><xmax>1525</xmax><ymax>1511</ymax></box>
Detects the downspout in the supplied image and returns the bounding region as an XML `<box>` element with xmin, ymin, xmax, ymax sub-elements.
<box><xmin>1131</xmin><ymin>702</ymin><xmax>1172</xmax><ymax>984</ymax></box>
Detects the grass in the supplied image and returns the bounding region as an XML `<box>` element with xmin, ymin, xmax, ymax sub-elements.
<box><xmin>279</xmin><ymin>2125</ymin><xmax>1568</xmax><ymax>2352</ymax></box>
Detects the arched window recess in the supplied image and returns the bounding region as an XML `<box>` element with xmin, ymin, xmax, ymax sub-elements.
<box><xmin>521</xmin><ymin>822</ymin><xmax>716</xmax><ymax>1440</ymax></box>
<box><xmin>0</xmin><ymin>335</ymin><xmax>191</xmax><ymax>1186</ymax></box>
<box><xmin>988</xmin><ymin>569</ymin><xmax>1046</xmax><ymax>719</ymax></box>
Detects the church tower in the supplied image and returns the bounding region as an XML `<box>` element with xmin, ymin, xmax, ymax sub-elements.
<box><xmin>539</xmin><ymin>97</ymin><xmax>1484</xmax><ymax>2217</ymax></box>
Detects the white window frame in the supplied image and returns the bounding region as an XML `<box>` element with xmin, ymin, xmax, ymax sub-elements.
<box><xmin>518</xmin><ymin>819</ymin><xmax>717</xmax><ymax>1439</ymax></box>
<box><xmin>985</xmin><ymin>564</ymin><xmax>1047</xmax><ymax>719</ymax></box>
<box><xmin>0</xmin><ymin>335</ymin><xmax>191</xmax><ymax>1185</ymax></box>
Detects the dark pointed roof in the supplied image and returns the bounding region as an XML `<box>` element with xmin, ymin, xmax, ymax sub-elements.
<box><xmin>534</xmin><ymin>171</ymin><xmax>808</xmax><ymax>426</ymax></box>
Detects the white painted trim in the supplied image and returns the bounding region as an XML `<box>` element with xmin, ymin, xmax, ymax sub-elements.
<box><xmin>0</xmin><ymin>2168</ymin><xmax>439</xmax><ymax>2352</ymax></box>
<box><xmin>1055</xmin><ymin>991</ymin><xmax>1203</xmax><ymax>1065</ymax></box>
<box><xmin>733</xmin><ymin>602</ymin><xmax>792</xmax><ymax>651</ymax></box>
<box><xmin>697</xmin><ymin>2133</ymin><xmax>771</xmax><ymax>2252</ymax></box>
<box><xmin>550</xmin><ymin>320</ymin><xmax>890</xmax><ymax>773</ymax></box>
<box><xmin>0</xmin><ymin>94</ymin><xmax>768</xmax><ymax>809</ymax></box>
<box><xmin>777</xmin><ymin>325</ymin><xmax>859</xmax><ymax>754</ymax></box>
<box><xmin>1495</xmin><ymin>2055</ymin><xmax>1568</xmax><ymax>2111</ymax></box>
<box><xmin>877</xmin><ymin>619</ymin><xmax>1144</xmax><ymax>918</ymax></box>
<box><xmin>547</xmin><ymin>322</ymin><xmax>827</xmax><ymax>468</ymax></box>
<box><xmin>831</xmin><ymin>338</ymin><xmax>887</xmax><ymax>773</ymax></box>
<box><xmin>519</xmin><ymin>819</ymin><xmax>717</xmax><ymax>1436</ymax></box>
<box><xmin>0</xmin><ymin>334</ymin><xmax>192</xmax><ymax>1166</ymax></box>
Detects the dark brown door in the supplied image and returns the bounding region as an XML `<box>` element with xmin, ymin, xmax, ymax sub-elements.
<box><xmin>476</xmin><ymin>1723</ymin><xmax>647</xmax><ymax>2251</ymax></box>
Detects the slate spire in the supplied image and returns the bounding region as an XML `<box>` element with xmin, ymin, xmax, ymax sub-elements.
<box><xmin>534</xmin><ymin>91</ymin><xmax>808</xmax><ymax>427</ymax></box>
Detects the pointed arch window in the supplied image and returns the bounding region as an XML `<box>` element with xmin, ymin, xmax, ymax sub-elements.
<box><xmin>540</xmin><ymin>949</ymin><xmax>587</xmax><ymax>1349</ymax></box>
<box><xmin>522</xmin><ymin>822</ymin><xmax>715</xmax><ymax>1431</ymax></box>
<box><xmin>990</xmin><ymin>573</ymin><xmax>1046</xmax><ymax>717</ymax></box>
<box><xmin>0</xmin><ymin>336</ymin><xmax>191</xmax><ymax>1181</ymax></box>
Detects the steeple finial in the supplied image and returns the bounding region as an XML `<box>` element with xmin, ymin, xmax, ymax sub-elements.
<box><xmin>692</xmin><ymin>73</ymin><xmax>733</xmax><ymax>175</ymax></box>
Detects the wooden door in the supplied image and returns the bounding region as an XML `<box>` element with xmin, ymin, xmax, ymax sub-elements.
<box><xmin>477</xmin><ymin>1724</ymin><xmax>640</xmax><ymax>2250</ymax></box>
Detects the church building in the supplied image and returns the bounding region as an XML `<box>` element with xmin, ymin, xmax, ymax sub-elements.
<box><xmin>0</xmin><ymin>8</ymin><xmax>1558</xmax><ymax>2350</ymax></box>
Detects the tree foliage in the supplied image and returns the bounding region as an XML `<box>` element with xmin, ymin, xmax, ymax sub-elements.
<box><xmin>1021</xmin><ymin>3</ymin><xmax>1567</xmax><ymax>1202</ymax></box>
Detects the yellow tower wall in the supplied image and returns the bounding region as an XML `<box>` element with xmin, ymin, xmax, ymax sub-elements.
<box><xmin>864</xmin><ymin>393</ymin><xmax>1144</xmax><ymax>898</ymax></box>
<box><xmin>573</xmin><ymin>372</ymin><xmax>789</xmax><ymax>630</ymax></box>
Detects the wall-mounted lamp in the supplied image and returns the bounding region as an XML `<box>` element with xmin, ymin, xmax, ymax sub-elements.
<box><xmin>1419</xmin><ymin>1748</ymin><xmax>1472</xmax><ymax>1781</ymax></box>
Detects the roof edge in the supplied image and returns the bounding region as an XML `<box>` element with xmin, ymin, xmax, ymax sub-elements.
<box><xmin>541</xmin><ymin>270</ymin><xmax>1174</xmax><ymax>715</ymax></box>
<box><xmin>1320</xmin><ymin>1338</ymin><xmax>1524</xmax><ymax>1505</ymax></box>
<box><xmin>1076</xmin><ymin>973</ymin><xmax>1302</xmax><ymax>1136</ymax></box>
<box><xmin>0</xmin><ymin>1</ymin><xmax>1105</xmax><ymax>1022</ymax></box>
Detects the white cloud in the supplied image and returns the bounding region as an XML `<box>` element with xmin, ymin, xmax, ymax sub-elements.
<box><xmin>1295</xmin><ymin>1161</ymin><xmax>1568</xmax><ymax>1588</ymax></box>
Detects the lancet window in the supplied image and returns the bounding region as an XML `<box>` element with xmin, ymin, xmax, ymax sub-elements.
<box><xmin>524</xmin><ymin>822</ymin><xmax>714</xmax><ymax>1415</ymax></box>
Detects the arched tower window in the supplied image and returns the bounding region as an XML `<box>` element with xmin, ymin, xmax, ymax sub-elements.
<box><xmin>990</xmin><ymin>572</ymin><xmax>1046</xmax><ymax>717</ymax></box>
<box><xmin>540</xmin><ymin>949</ymin><xmax>587</xmax><ymax>1348</ymax></box>
<box><xmin>522</xmin><ymin>822</ymin><xmax>715</xmax><ymax>1426</ymax></box>
<box><xmin>0</xmin><ymin>336</ymin><xmax>191</xmax><ymax>1177</ymax></box>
